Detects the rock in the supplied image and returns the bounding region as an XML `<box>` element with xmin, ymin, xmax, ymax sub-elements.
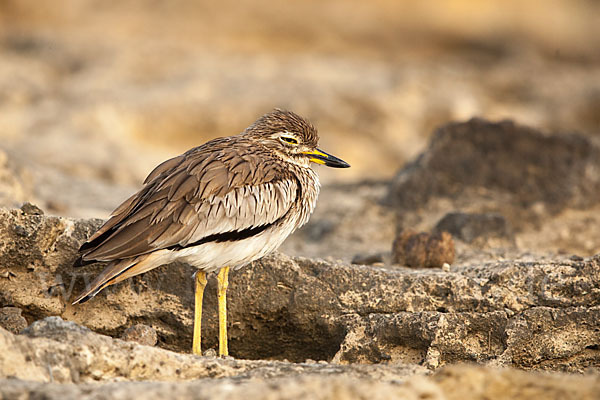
<box><xmin>0</xmin><ymin>375</ymin><xmax>441</xmax><ymax>400</ymax></box>
<box><xmin>20</xmin><ymin>202</ymin><xmax>45</xmax><ymax>216</ymax></box>
<box><xmin>0</xmin><ymin>270</ymin><xmax>16</xmax><ymax>280</ymax></box>
<box><xmin>0</xmin><ymin>374</ymin><xmax>444</xmax><ymax>400</ymax></box>
<box><xmin>392</xmin><ymin>230</ymin><xmax>455</xmax><ymax>268</ymax></box>
<box><xmin>388</xmin><ymin>119</ymin><xmax>600</xmax><ymax>216</ymax></box>
<box><xmin>121</xmin><ymin>324</ymin><xmax>158</xmax><ymax>346</ymax></box>
<box><xmin>2</xmin><ymin>316</ymin><xmax>428</xmax><ymax>383</ymax></box>
<box><xmin>0</xmin><ymin>306</ymin><xmax>28</xmax><ymax>334</ymax></box>
<box><xmin>282</xmin><ymin>180</ymin><xmax>395</xmax><ymax>263</ymax></box>
<box><xmin>2</xmin><ymin>317</ymin><xmax>599</xmax><ymax>399</ymax></box>
<box><xmin>433</xmin><ymin>364</ymin><xmax>600</xmax><ymax>400</ymax></box>
<box><xmin>351</xmin><ymin>253</ymin><xmax>385</xmax><ymax>265</ymax></box>
<box><xmin>386</xmin><ymin>119</ymin><xmax>600</xmax><ymax>256</ymax></box>
<box><xmin>434</xmin><ymin>212</ymin><xmax>513</xmax><ymax>244</ymax></box>
<box><xmin>1</xmin><ymin>207</ymin><xmax>600</xmax><ymax>372</ymax></box>
<box><xmin>1</xmin><ymin>322</ymin><xmax>598</xmax><ymax>400</ymax></box>
<box><xmin>203</xmin><ymin>348</ymin><xmax>217</xmax><ymax>358</ymax></box>
<box><xmin>0</xmin><ymin>207</ymin><xmax>103</xmax><ymax>318</ymax></box>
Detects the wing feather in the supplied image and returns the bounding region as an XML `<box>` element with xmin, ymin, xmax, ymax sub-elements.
<box><xmin>143</xmin><ymin>154</ymin><xmax>185</xmax><ymax>184</ymax></box>
<box><xmin>78</xmin><ymin>139</ymin><xmax>299</xmax><ymax>263</ymax></box>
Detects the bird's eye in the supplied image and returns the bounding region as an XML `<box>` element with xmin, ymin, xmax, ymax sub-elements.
<box><xmin>280</xmin><ymin>136</ymin><xmax>299</xmax><ymax>145</ymax></box>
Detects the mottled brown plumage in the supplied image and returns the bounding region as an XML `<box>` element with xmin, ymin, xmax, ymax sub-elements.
<box><xmin>72</xmin><ymin>109</ymin><xmax>349</xmax><ymax>356</ymax></box>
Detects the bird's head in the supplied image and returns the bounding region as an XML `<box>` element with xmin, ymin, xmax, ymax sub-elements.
<box><xmin>243</xmin><ymin>109</ymin><xmax>350</xmax><ymax>169</ymax></box>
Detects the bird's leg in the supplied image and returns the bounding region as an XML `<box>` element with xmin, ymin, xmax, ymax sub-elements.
<box><xmin>217</xmin><ymin>266</ymin><xmax>230</xmax><ymax>357</ymax></box>
<box><xmin>193</xmin><ymin>271</ymin><xmax>207</xmax><ymax>355</ymax></box>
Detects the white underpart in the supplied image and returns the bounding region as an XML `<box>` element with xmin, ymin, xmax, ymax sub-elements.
<box><xmin>141</xmin><ymin>218</ymin><xmax>298</xmax><ymax>273</ymax></box>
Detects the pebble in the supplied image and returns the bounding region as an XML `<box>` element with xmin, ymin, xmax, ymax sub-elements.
<box><xmin>120</xmin><ymin>324</ymin><xmax>158</xmax><ymax>346</ymax></box>
<box><xmin>392</xmin><ymin>230</ymin><xmax>455</xmax><ymax>268</ymax></box>
<box><xmin>0</xmin><ymin>306</ymin><xmax>28</xmax><ymax>334</ymax></box>
<box><xmin>20</xmin><ymin>202</ymin><xmax>44</xmax><ymax>216</ymax></box>
<box><xmin>203</xmin><ymin>348</ymin><xmax>217</xmax><ymax>357</ymax></box>
<box><xmin>351</xmin><ymin>253</ymin><xmax>384</xmax><ymax>265</ymax></box>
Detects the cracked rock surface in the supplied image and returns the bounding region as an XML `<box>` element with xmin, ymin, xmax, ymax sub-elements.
<box><xmin>2</xmin><ymin>318</ymin><xmax>599</xmax><ymax>400</ymax></box>
<box><xmin>1</xmin><ymin>206</ymin><xmax>599</xmax><ymax>374</ymax></box>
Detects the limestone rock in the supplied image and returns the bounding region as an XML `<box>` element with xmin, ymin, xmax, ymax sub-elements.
<box><xmin>2</xmin><ymin>318</ymin><xmax>599</xmax><ymax>399</ymax></box>
<box><xmin>0</xmin><ymin>207</ymin><xmax>599</xmax><ymax>372</ymax></box>
<box><xmin>0</xmin><ymin>376</ymin><xmax>441</xmax><ymax>400</ymax></box>
<box><xmin>0</xmin><ymin>306</ymin><xmax>28</xmax><ymax>334</ymax></box>
<box><xmin>121</xmin><ymin>324</ymin><xmax>158</xmax><ymax>346</ymax></box>
<box><xmin>1</xmin><ymin>321</ymin><xmax>598</xmax><ymax>400</ymax></box>
<box><xmin>2</xmin><ymin>317</ymin><xmax>427</xmax><ymax>383</ymax></box>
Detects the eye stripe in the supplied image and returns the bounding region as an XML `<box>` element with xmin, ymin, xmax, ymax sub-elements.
<box><xmin>280</xmin><ymin>136</ymin><xmax>298</xmax><ymax>144</ymax></box>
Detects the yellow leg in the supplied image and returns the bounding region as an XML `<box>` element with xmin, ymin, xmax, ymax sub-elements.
<box><xmin>192</xmin><ymin>271</ymin><xmax>207</xmax><ymax>355</ymax></box>
<box><xmin>217</xmin><ymin>266</ymin><xmax>230</xmax><ymax>357</ymax></box>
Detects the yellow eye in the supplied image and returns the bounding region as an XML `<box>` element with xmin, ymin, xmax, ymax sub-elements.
<box><xmin>280</xmin><ymin>136</ymin><xmax>298</xmax><ymax>145</ymax></box>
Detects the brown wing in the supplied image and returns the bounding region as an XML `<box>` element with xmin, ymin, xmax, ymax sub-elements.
<box><xmin>75</xmin><ymin>138</ymin><xmax>299</xmax><ymax>264</ymax></box>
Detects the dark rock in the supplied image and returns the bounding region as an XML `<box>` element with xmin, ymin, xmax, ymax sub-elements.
<box><xmin>21</xmin><ymin>316</ymin><xmax>91</xmax><ymax>339</ymax></box>
<box><xmin>0</xmin><ymin>306</ymin><xmax>28</xmax><ymax>334</ymax></box>
<box><xmin>351</xmin><ymin>253</ymin><xmax>384</xmax><ymax>265</ymax></box>
<box><xmin>121</xmin><ymin>324</ymin><xmax>158</xmax><ymax>346</ymax></box>
<box><xmin>302</xmin><ymin>220</ymin><xmax>336</xmax><ymax>241</ymax></box>
<box><xmin>20</xmin><ymin>202</ymin><xmax>44</xmax><ymax>216</ymax></box>
<box><xmin>434</xmin><ymin>212</ymin><xmax>513</xmax><ymax>243</ymax></box>
<box><xmin>387</xmin><ymin>119</ymin><xmax>600</xmax><ymax>229</ymax></box>
<box><xmin>392</xmin><ymin>230</ymin><xmax>455</xmax><ymax>268</ymax></box>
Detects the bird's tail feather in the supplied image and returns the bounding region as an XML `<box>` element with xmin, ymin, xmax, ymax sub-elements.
<box><xmin>72</xmin><ymin>253</ymin><xmax>163</xmax><ymax>304</ymax></box>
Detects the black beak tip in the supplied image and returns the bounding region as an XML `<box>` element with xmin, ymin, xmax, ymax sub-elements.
<box><xmin>331</xmin><ymin>160</ymin><xmax>350</xmax><ymax>168</ymax></box>
<box><xmin>313</xmin><ymin>149</ymin><xmax>350</xmax><ymax>168</ymax></box>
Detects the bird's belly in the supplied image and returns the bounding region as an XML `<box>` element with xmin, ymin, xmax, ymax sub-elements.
<box><xmin>171</xmin><ymin>223</ymin><xmax>296</xmax><ymax>272</ymax></box>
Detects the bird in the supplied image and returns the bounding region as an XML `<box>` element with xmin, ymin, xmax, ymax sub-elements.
<box><xmin>72</xmin><ymin>109</ymin><xmax>350</xmax><ymax>357</ymax></box>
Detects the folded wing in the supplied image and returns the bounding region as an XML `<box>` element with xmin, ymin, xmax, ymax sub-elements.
<box><xmin>75</xmin><ymin>142</ymin><xmax>298</xmax><ymax>265</ymax></box>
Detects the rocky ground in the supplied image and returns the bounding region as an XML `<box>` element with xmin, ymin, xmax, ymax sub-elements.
<box><xmin>1</xmin><ymin>1</ymin><xmax>600</xmax><ymax>399</ymax></box>
<box><xmin>2</xmin><ymin>119</ymin><xmax>600</xmax><ymax>398</ymax></box>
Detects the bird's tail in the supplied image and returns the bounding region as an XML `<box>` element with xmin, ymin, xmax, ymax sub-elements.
<box><xmin>72</xmin><ymin>253</ymin><xmax>162</xmax><ymax>304</ymax></box>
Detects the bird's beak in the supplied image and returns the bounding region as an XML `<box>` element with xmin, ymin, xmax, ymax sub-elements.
<box><xmin>304</xmin><ymin>148</ymin><xmax>350</xmax><ymax>168</ymax></box>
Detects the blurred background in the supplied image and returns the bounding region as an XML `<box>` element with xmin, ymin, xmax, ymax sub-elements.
<box><xmin>0</xmin><ymin>0</ymin><xmax>599</xmax><ymax>218</ymax></box>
